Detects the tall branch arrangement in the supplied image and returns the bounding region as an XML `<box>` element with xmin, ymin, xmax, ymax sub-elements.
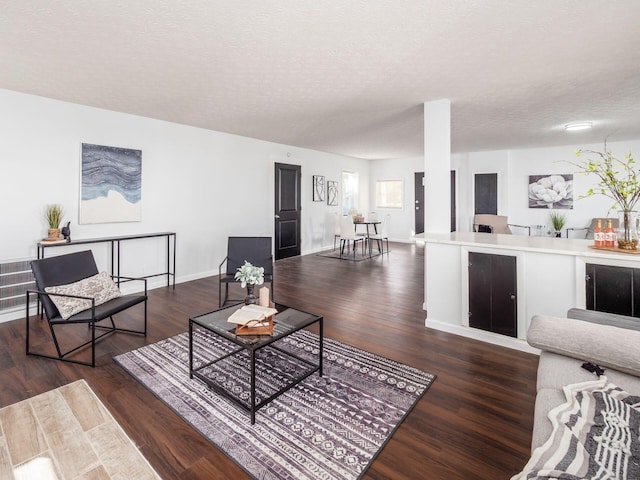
<box><xmin>569</xmin><ymin>142</ymin><xmax>640</xmax><ymax>212</ymax></box>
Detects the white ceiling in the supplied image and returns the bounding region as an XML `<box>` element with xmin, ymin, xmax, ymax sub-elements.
<box><xmin>2</xmin><ymin>1</ymin><xmax>640</xmax><ymax>159</ymax></box>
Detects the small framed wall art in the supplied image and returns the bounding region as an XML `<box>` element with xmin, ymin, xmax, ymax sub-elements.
<box><xmin>313</xmin><ymin>175</ymin><xmax>325</xmax><ymax>202</ymax></box>
<box><xmin>327</xmin><ymin>181</ymin><xmax>338</xmax><ymax>206</ymax></box>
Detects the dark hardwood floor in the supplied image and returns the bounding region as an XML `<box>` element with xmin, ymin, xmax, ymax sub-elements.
<box><xmin>0</xmin><ymin>242</ymin><xmax>538</xmax><ymax>479</ymax></box>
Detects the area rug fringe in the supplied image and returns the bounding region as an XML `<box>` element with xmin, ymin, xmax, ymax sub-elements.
<box><xmin>114</xmin><ymin>329</ymin><xmax>434</xmax><ymax>480</ymax></box>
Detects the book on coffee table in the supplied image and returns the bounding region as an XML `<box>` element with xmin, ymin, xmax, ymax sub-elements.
<box><xmin>228</xmin><ymin>304</ymin><xmax>278</xmax><ymax>335</ymax></box>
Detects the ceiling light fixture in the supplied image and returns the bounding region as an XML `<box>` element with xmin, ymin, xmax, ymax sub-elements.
<box><xmin>565</xmin><ymin>122</ymin><xmax>592</xmax><ymax>131</ymax></box>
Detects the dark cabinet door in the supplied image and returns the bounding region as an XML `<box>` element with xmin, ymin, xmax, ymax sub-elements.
<box><xmin>469</xmin><ymin>252</ymin><xmax>517</xmax><ymax>337</ymax></box>
<box><xmin>586</xmin><ymin>263</ymin><xmax>640</xmax><ymax>317</ymax></box>
<box><xmin>468</xmin><ymin>252</ymin><xmax>492</xmax><ymax>332</ymax></box>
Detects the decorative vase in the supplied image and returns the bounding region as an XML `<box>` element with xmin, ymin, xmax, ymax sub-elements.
<box><xmin>554</xmin><ymin>231</ymin><xmax>561</xmax><ymax>238</ymax></box>
<box><xmin>617</xmin><ymin>210</ymin><xmax>638</xmax><ymax>250</ymax></box>
<box><xmin>47</xmin><ymin>228</ymin><xmax>60</xmax><ymax>239</ymax></box>
<box><xmin>244</xmin><ymin>285</ymin><xmax>257</xmax><ymax>305</ymax></box>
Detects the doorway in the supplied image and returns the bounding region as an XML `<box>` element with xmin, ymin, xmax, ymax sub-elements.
<box><xmin>414</xmin><ymin>172</ymin><xmax>424</xmax><ymax>234</ymax></box>
<box><xmin>474</xmin><ymin>173</ymin><xmax>498</xmax><ymax>215</ymax></box>
<box><xmin>274</xmin><ymin>163</ymin><xmax>301</xmax><ymax>260</ymax></box>
<box><xmin>415</xmin><ymin>170</ymin><xmax>457</xmax><ymax>233</ymax></box>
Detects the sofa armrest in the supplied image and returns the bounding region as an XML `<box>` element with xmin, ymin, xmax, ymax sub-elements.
<box><xmin>527</xmin><ymin>315</ymin><xmax>640</xmax><ymax>377</ymax></box>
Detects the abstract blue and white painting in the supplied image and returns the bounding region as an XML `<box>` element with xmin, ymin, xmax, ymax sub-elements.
<box><xmin>80</xmin><ymin>143</ymin><xmax>142</xmax><ymax>224</ymax></box>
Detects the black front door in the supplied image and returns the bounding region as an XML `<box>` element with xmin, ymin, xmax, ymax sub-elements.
<box><xmin>274</xmin><ymin>163</ymin><xmax>301</xmax><ymax>260</ymax></box>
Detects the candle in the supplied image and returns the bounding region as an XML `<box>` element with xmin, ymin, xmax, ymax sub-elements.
<box><xmin>259</xmin><ymin>287</ymin><xmax>270</xmax><ymax>307</ymax></box>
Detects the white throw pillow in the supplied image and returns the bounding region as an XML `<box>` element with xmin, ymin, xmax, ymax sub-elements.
<box><xmin>45</xmin><ymin>271</ymin><xmax>121</xmax><ymax>320</ymax></box>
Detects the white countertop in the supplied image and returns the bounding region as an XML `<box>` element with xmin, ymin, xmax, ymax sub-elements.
<box><xmin>417</xmin><ymin>232</ymin><xmax>640</xmax><ymax>263</ymax></box>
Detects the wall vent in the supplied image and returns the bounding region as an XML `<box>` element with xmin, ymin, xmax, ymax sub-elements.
<box><xmin>0</xmin><ymin>259</ymin><xmax>35</xmax><ymax>313</ymax></box>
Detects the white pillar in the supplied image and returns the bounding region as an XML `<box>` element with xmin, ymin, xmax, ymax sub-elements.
<box><xmin>424</xmin><ymin>99</ymin><xmax>451</xmax><ymax>233</ymax></box>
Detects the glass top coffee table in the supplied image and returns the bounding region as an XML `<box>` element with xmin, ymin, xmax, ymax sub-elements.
<box><xmin>189</xmin><ymin>302</ymin><xmax>323</xmax><ymax>424</ymax></box>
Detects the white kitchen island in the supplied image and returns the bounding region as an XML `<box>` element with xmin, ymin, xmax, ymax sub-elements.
<box><xmin>421</xmin><ymin>232</ymin><xmax>640</xmax><ymax>352</ymax></box>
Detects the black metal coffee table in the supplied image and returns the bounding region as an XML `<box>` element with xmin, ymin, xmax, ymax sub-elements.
<box><xmin>189</xmin><ymin>302</ymin><xmax>323</xmax><ymax>424</ymax></box>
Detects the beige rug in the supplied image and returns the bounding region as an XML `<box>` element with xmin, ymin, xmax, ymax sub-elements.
<box><xmin>0</xmin><ymin>380</ymin><xmax>160</xmax><ymax>480</ymax></box>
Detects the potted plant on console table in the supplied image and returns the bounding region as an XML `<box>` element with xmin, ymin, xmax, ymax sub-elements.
<box><xmin>570</xmin><ymin>141</ymin><xmax>640</xmax><ymax>249</ymax></box>
<box><xmin>45</xmin><ymin>204</ymin><xmax>64</xmax><ymax>240</ymax></box>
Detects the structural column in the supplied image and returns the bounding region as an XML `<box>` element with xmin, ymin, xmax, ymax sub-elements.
<box><xmin>423</xmin><ymin>99</ymin><xmax>451</xmax><ymax>234</ymax></box>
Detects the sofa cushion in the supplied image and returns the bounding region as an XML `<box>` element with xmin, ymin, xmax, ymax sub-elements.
<box><xmin>44</xmin><ymin>271</ymin><xmax>121</xmax><ymax>320</ymax></box>
<box><xmin>528</xmin><ymin>315</ymin><xmax>640</xmax><ymax>377</ymax></box>
<box><xmin>513</xmin><ymin>378</ymin><xmax>640</xmax><ymax>480</ymax></box>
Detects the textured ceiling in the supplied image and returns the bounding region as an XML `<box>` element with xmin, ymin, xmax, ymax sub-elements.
<box><xmin>2</xmin><ymin>1</ymin><xmax>640</xmax><ymax>159</ymax></box>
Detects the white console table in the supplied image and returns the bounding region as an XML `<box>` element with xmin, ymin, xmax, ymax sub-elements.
<box><xmin>37</xmin><ymin>232</ymin><xmax>176</xmax><ymax>288</ymax></box>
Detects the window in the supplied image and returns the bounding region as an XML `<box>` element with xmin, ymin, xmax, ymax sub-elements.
<box><xmin>375</xmin><ymin>180</ymin><xmax>403</xmax><ymax>209</ymax></box>
<box><xmin>341</xmin><ymin>171</ymin><xmax>359</xmax><ymax>215</ymax></box>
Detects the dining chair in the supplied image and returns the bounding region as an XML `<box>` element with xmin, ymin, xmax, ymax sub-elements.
<box><xmin>566</xmin><ymin>217</ymin><xmax>619</xmax><ymax>239</ymax></box>
<box><xmin>339</xmin><ymin>215</ymin><xmax>365</xmax><ymax>260</ymax></box>
<box><xmin>332</xmin><ymin>212</ymin><xmax>341</xmax><ymax>250</ymax></box>
<box><xmin>472</xmin><ymin>214</ymin><xmax>531</xmax><ymax>236</ymax></box>
<box><xmin>368</xmin><ymin>214</ymin><xmax>390</xmax><ymax>255</ymax></box>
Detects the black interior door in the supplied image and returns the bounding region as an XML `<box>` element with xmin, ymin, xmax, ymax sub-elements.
<box><xmin>474</xmin><ymin>173</ymin><xmax>498</xmax><ymax>215</ymax></box>
<box><xmin>468</xmin><ymin>252</ymin><xmax>517</xmax><ymax>338</ymax></box>
<box><xmin>414</xmin><ymin>172</ymin><xmax>424</xmax><ymax>234</ymax></box>
<box><xmin>274</xmin><ymin>163</ymin><xmax>301</xmax><ymax>260</ymax></box>
<box><xmin>450</xmin><ymin>170</ymin><xmax>456</xmax><ymax>232</ymax></box>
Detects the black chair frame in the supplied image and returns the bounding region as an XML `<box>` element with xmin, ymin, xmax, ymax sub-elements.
<box><xmin>27</xmin><ymin>250</ymin><xmax>147</xmax><ymax>367</ymax></box>
<box><xmin>218</xmin><ymin>237</ymin><xmax>274</xmax><ymax>307</ymax></box>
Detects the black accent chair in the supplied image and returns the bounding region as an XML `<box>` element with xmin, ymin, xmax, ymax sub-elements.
<box><xmin>218</xmin><ymin>237</ymin><xmax>274</xmax><ymax>307</ymax></box>
<box><xmin>27</xmin><ymin>250</ymin><xmax>147</xmax><ymax>367</ymax></box>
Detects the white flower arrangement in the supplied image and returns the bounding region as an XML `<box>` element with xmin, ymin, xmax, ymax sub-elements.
<box><xmin>234</xmin><ymin>261</ymin><xmax>265</xmax><ymax>288</ymax></box>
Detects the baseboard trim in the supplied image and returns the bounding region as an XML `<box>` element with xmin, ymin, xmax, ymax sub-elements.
<box><xmin>425</xmin><ymin>317</ymin><xmax>540</xmax><ymax>355</ymax></box>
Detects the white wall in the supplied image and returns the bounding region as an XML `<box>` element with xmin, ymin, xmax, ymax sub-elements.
<box><xmin>374</xmin><ymin>139</ymin><xmax>640</xmax><ymax>239</ymax></box>
<box><xmin>0</xmin><ymin>89</ymin><xmax>370</xmax><ymax>321</ymax></box>
<box><xmin>464</xmin><ymin>140</ymin><xmax>640</xmax><ymax>235</ymax></box>
<box><xmin>369</xmin><ymin>156</ymin><xmax>423</xmax><ymax>240</ymax></box>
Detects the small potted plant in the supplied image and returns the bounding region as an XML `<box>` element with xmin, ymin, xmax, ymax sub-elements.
<box><xmin>549</xmin><ymin>210</ymin><xmax>566</xmax><ymax>237</ymax></box>
<box><xmin>234</xmin><ymin>260</ymin><xmax>265</xmax><ymax>304</ymax></box>
<box><xmin>45</xmin><ymin>204</ymin><xmax>64</xmax><ymax>239</ymax></box>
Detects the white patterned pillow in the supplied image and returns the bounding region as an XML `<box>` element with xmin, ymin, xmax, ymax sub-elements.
<box><xmin>512</xmin><ymin>377</ymin><xmax>640</xmax><ymax>480</ymax></box>
<box><xmin>45</xmin><ymin>271</ymin><xmax>121</xmax><ymax>320</ymax></box>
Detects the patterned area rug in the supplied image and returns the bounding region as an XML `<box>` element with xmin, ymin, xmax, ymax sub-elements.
<box><xmin>114</xmin><ymin>329</ymin><xmax>435</xmax><ymax>480</ymax></box>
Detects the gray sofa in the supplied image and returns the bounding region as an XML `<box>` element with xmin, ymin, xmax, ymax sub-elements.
<box><xmin>527</xmin><ymin>308</ymin><xmax>640</xmax><ymax>449</ymax></box>
<box><xmin>512</xmin><ymin>308</ymin><xmax>640</xmax><ymax>479</ymax></box>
